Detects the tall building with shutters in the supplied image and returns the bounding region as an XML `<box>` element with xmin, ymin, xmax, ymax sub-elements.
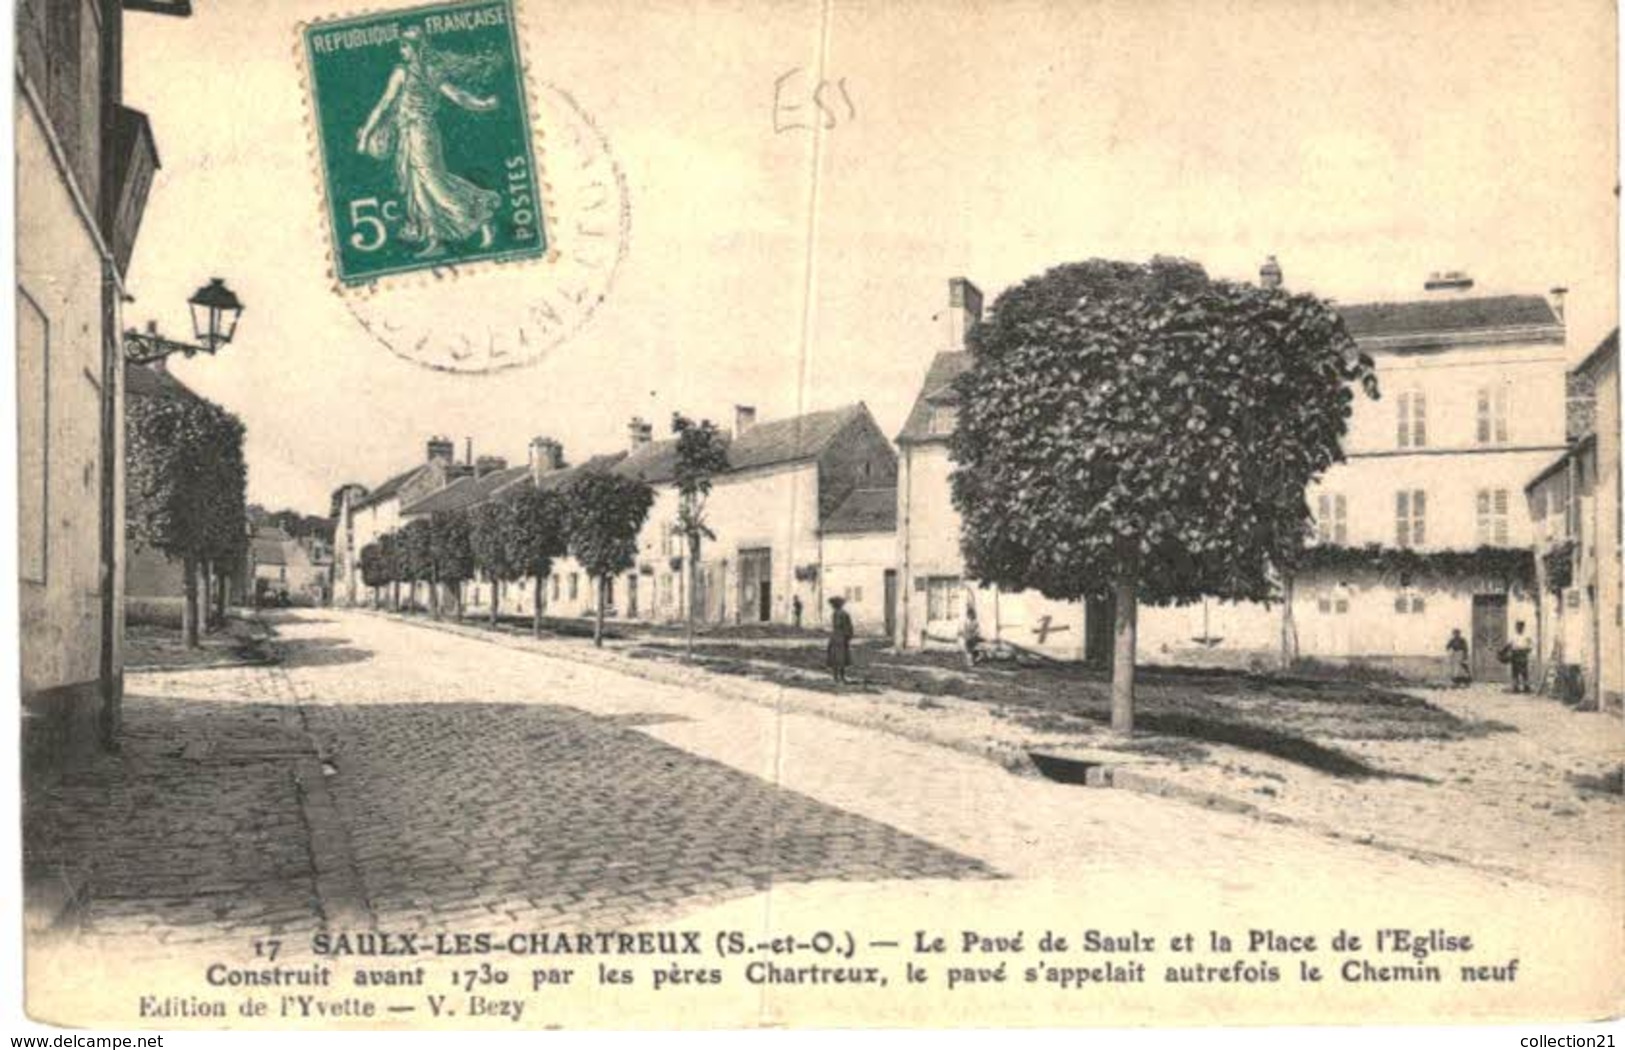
<box><xmin>1140</xmin><ymin>270</ymin><xmax>1569</xmax><ymax>679</ymax></box>
<box><xmin>18</xmin><ymin>0</ymin><xmax>188</xmax><ymax>780</ymax></box>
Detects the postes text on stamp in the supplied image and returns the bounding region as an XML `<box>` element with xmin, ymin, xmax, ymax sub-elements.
<box><xmin>302</xmin><ymin>0</ymin><xmax>545</xmax><ymax>286</ymax></box>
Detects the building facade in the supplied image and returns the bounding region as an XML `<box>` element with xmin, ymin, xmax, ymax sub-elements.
<box><xmin>1528</xmin><ymin>330</ymin><xmax>1621</xmax><ymax>712</ymax></box>
<box><xmin>19</xmin><ymin>0</ymin><xmax>175</xmax><ymax>776</ymax></box>
<box><xmin>894</xmin><ymin>279</ymin><xmax>1108</xmax><ymax>661</ymax></box>
<box><xmin>1141</xmin><ymin>272</ymin><xmax>1567</xmax><ymax>678</ymax></box>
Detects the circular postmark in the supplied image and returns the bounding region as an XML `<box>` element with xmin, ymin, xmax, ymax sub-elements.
<box><xmin>340</xmin><ymin>82</ymin><xmax>630</xmax><ymax>374</ymax></box>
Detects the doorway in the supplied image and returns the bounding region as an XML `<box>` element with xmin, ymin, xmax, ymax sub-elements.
<box><xmin>737</xmin><ymin>548</ymin><xmax>773</xmax><ymax>623</ymax></box>
<box><xmin>1471</xmin><ymin>593</ymin><xmax>1509</xmax><ymax>682</ymax></box>
<box><xmin>883</xmin><ymin>569</ymin><xmax>898</xmax><ymax>641</ymax></box>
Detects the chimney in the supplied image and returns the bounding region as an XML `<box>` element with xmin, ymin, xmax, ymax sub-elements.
<box><xmin>946</xmin><ymin>277</ymin><xmax>983</xmax><ymax>349</ymax></box>
<box><xmin>1423</xmin><ymin>270</ymin><xmax>1475</xmax><ymax>294</ymax></box>
<box><xmin>475</xmin><ymin>455</ymin><xmax>507</xmax><ymax>477</ymax></box>
<box><xmin>528</xmin><ymin>436</ymin><xmax>563</xmax><ymax>481</ymax></box>
<box><xmin>465</xmin><ymin>437</ymin><xmax>473</xmax><ymax>466</ymax></box>
<box><xmin>426</xmin><ymin>436</ymin><xmax>455</xmax><ymax>464</ymax></box>
<box><xmin>734</xmin><ymin>405</ymin><xmax>757</xmax><ymax>437</ymax></box>
<box><xmin>628</xmin><ymin>416</ymin><xmax>654</xmax><ymax>451</ymax></box>
<box><xmin>1259</xmin><ymin>255</ymin><xmax>1283</xmax><ymax>290</ymax></box>
<box><xmin>1550</xmin><ymin>286</ymin><xmax>1569</xmax><ymax>323</ymax></box>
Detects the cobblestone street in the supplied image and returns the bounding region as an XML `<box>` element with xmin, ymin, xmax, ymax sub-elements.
<box><xmin>26</xmin><ymin>609</ymin><xmax>1624</xmax><ymax>967</ymax></box>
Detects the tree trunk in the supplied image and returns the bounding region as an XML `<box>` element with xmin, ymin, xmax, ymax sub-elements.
<box><xmin>686</xmin><ymin>534</ymin><xmax>702</xmax><ymax>659</ymax></box>
<box><xmin>489</xmin><ymin>577</ymin><xmax>500</xmax><ymax>627</ymax></box>
<box><xmin>199</xmin><ymin>562</ymin><xmax>213</xmax><ymax>632</ymax></box>
<box><xmin>594</xmin><ymin>576</ymin><xmax>606</xmax><ymax>647</ymax></box>
<box><xmin>215</xmin><ymin>567</ymin><xmax>228</xmax><ymax>624</ymax></box>
<box><xmin>1279</xmin><ymin>571</ymin><xmax>1300</xmax><ymax>669</ymax></box>
<box><xmin>533</xmin><ymin>574</ymin><xmax>544</xmax><ymax>638</ymax></box>
<box><xmin>1111</xmin><ymin>572</ymin><xmax>1138</xmax><ymax>735</ymax></box>
<box><xmin>430</xmin><ymin>577</ymin><xmax>441</xmax><ymax>620</ymax></box>
<box><xmin>182</xmin><ymin>554</ymin><xmax>200</xmax><ymax>648</ymax></box>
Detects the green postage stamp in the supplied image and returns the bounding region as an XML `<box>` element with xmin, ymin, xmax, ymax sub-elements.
<box><xmin>301</xmin><ymin>0</ymin><xmax>546</xmax><ymax>285</ymax></box>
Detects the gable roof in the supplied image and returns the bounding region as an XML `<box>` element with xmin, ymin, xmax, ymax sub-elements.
<box><xmin>897</xmin><ymin>352</ymin><xmax>971</xmax><ymax>444</ymax></box>
<box><xmin>615</xmin><ymin>404</ymin><xmax>869</xmax><ymax>485</ymax></box>
<box><xmin>401</xmin><ymin>466</ymin><xmax>529</xmax><ymax>516</ymax></box>
<box><xmin>1335</xmin><ymin>295</ymin><xmax>1561</xmax><ymax>343</ymax></box>
<box><xmin>1574</xmin><ymin>328</ymin><xmax>1619</xmax><ymax>379</ymax></box>
<box><xmin>352</xmin><ymin>465</ymin><xmax>428</xmax><ymax>511</ymax></box>
<box><xmin>821</xmin><ymin>486</ymin><xmax>897</xmax><ymax>535</ymax></box>
<box><xmin>126</xmin><ymin>363</ymin><xmax>206</xmax><ymax>403</ymax></box>
<box><xmin>251</xmin><ymin>534</ymin><xmax>287</xmax><ymax>566</ymax></box>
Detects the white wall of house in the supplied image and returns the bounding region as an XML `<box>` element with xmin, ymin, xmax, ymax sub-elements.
<box><xmin>17</xmin><ymin>94</ymin><xmax>116</xmax><ymax>700</ymax></box>
<box><xmin>896</xmin><ymin>442</ymin><xmax>1088</xmax><ymax>658</ymax></box>
<box><xmin>822</xmin><ymin>530</ymin><xmax>893</xmax><ymax>636</ymax></box>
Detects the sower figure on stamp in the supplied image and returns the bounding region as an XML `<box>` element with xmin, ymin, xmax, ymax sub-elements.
<box><xmin>826</xmin><ymin>596</ymin><xmax>854</xmax><ymax>685</ymax></box>
<box><xmin>357</xmin><ymin>26</ymin><xmax>502</xmax><ymax>258</ymax></box>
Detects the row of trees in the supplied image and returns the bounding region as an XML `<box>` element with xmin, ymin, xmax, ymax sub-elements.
<box><xmin>126</xmin><ymin>390</ymin><xmax>249</xmax><ymax>647</ymax></box>
<box><xmin>360</xmin><ymin>470</ymin><xmax>656</xmax><ymax>647</ymax></box>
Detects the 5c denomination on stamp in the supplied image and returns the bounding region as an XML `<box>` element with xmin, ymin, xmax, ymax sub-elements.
<box><xmin>302</xmin><ymin>0</ymin><xmax>546</xmax><ymax>286</ymax></box>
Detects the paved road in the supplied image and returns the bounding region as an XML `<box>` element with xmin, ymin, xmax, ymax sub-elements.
<box><xmin>31</xmin><ymin>607</ymin><xmax>1616</xmax><ymax>951</ymax></box>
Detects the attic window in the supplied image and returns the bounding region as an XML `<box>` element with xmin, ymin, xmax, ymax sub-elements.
<box><xmin>928</xmin><ymin>403</ymin><xmax>958</xmax><ymax>436</ymax></box>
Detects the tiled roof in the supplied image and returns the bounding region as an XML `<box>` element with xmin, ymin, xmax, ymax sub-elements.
<box><xmin>1335</xmin><ymin>295</ymin><xmax>1560</xmax><ymax>340</ymax></box>
<box><xmin>352</xmin><ymin>465</ymin><xmax>427</xmax><ymax>510</ymax></box>
<box><xmin>615</xmin><ymin>405</ymin><xmax>867</xmax><ymax>485</ymax></box>
<box><xmin>897</xmin><ymin>352</ymin><xmax>971</xmax><ymax>444</ymax></box>
<box><xmin>1574</xmin><ymin>328</ymin><xmax>1619</xmax><ymax>378</ymax></box>
<box><xmin>126</xmin><ymin>364</ymin><xmax>205</xmax><ymax>402</ymax></box>
<box><xmin>401</xmin><ymin>466</ymin><xmax>529</xmax><ymax>515</ymax></box>
<box><xmin>535</xmin><ymin>451</ymin><xmax>629</xmax><ymax>492</ymax></box>
<box><xmin>822</xmin><ymin>487</ymin><xmax>897</xmax><ymax>535</ymax></box>
<box><xmin>251</xmin><ymin>535</ymin><xmax>287</xmax><ymax>566</ymax></box>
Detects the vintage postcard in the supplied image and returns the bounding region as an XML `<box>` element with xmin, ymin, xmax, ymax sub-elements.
<box><xmin>10</xmin><ymin>0</ymin><xmax>1623</xmax><ymax>1035</ymax></box>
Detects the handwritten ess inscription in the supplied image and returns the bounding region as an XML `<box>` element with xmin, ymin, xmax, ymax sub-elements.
<box><xmin>773</xmin><ymin>68</ymin><xmax>857</xmax><ymax>133</ymax></box>
<box><xmin>303</xmin><ymin>0</ymin><xmax>545</xmax><ymax>285</ymax></box>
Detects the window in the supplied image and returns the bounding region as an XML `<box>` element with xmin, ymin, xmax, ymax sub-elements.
<box><xmin>568</xmin><ymin>573</ymin><xmax>578</xmax><ymax>600</ymax></box>
<box><xmin>1393</xmin><ymin>591</ymin><xmax>1425</xmax><ymax>614</ymax></box>
<box><xmin>1476</xmin><ymin>488</ymin><xmax>1510</xmax><ymax>546</ymax></box>
<box><xmin>1396</xmin><ymin>391</ymin><xmax>1427</xmax><ymax>449</ymax></box>
<box><xmin>1476</xmin><ymin>386</ymin><xmax>1510</xmax><ymax>445</ymax></box>
<box><xmin>925</xmin><ymin>576</ymin><xmax>964</xmax><ymax>621</ymax></box>
<box><xmin>551</xmin><ymin>574</ymin><xmax>560</xmax><ymax>601</ymax></box>
<box><xmin>844</xmin><ymin>585</ymin><xmax>864</xmax><ymax>603</ymax></box>
<box><xmin>1316</xmin><ymin>493</ymin><xmax>1347</xmax><ymax>545</ymax></box>
<box><xmin>1395</xmin><ymin>489</ymin><xmax>1427</xmax><ymax>547</ymax></box>
<box><xmin>927</xmin><ymin>403</ymin><xmax>958</xmax><ymax>436</ymax></box>
<box><xmin>1316</xmin><ymin>584</ymin><xmax>1351</xmax><ymax>615</ymax></box>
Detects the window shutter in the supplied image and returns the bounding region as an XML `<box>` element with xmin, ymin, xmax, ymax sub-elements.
<box><xmin>1412</xmin><ymin>393</ymin><xmax>1427</xmax><ymax>447</ymax></box>
<box><xmin>1413</xmin><ymin>490</ymin><xmax>1427</xmax><ymax>545</ymax></box>
<box><xmin>1396</xmin><ymin>393</ymin><xmax>1410</xmax><ymax>448</ymax></box>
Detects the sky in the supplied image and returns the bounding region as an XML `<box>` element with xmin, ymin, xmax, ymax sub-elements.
<box><xmin>122</xmin><ymin>0</ymin><xmax>1619</xmax><ymax>515</ymax></box>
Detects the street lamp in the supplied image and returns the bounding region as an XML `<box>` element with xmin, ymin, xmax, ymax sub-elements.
<box><xmin>124</xmin><ymin>277</ymin><xmax>245</xmax><ymax>365</ymax></box>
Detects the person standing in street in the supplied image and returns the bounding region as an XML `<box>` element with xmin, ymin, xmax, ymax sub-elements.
<box><xmin>960</xmin><ymin>602</ymin><xmax>982</xmax><ymax>670</ymax></box>
<box><xmin>826</xmin><ymin>596</ymin><xmax>854</xmax><ymax>685</ymax></box>
<box><xmin>1445</xmin><ymin>628</ymin><xmax>1471</xmax><ymax>687</ymax></box>
<box><xmin>1507</xmin><ymin>620</ymin><xmax>1534</xmax><ymax>693</ymax></box>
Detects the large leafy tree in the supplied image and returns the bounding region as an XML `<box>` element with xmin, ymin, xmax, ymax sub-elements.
<box><xmin>950</xmin><ymin>257</ymin><xmax>1377</xmax><ymax>732</ymax></box>
<box><xmin>359</xmin><ymin>541</ymin><xmax>386</xmax><ymax>608</ymax></box>
<box><xmin>430</xmin><ymin>509</ymin><xmax>475</xmax><ymax>619</ymax></box>
<box><xmin>469</xmin><ymin>498</ymin><xmax>520</xmax><ymax>625</ymax></box>
<box><xmin>399</xmin><ymin>517</ymin><xmax>434</xmax><ymax>612</ymax></box>
<box><xmin>564</xmin><ymin>472</ymin><xmax>655</xmax><ymax>647</ymax></box>
<box><xmin>376</xmin><ymin>530</ymin><xmax>402</xmax><ymax>609</ymax></box>
<box><xmin>671</xmin><ymin>413</ymin><xmax>730</xmax><ymax>656</ymax></box>
<box><xmin>505</xmin><ymin>484</ymin><xmax>569</xmax><ymax>637</ymax></box>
